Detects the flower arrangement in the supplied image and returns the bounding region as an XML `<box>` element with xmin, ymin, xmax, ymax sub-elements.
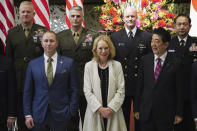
<box><xmin>97</xmin><ymin>0</ymin><xmax>175</xmax><ymax>34</ymax></box>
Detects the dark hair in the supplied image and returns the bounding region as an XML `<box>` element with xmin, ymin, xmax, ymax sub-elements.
<box><xmin>174</xmin><ymin>14</ymin><xmax>191</xmax><ymax>24</ymax></box>
<box><xmin>153</xmin><ymin>27</ymin><xmax>171</xmax><ymax>43</ymax></box>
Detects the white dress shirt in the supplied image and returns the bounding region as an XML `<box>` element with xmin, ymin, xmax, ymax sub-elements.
<box><xmin>178</xmin><ymin>35</ymin><xmax>188</xmax><ymax>46</ymax></box>
<box><xmin>125</xmin><ymin>26</ymin><xmax>137</xmax><ymax>38</ymax></box>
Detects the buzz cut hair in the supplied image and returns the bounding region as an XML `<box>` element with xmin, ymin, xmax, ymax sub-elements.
<box><xmin>19</xmin><ymin>1</ymin><xmax>34</xmax><ymax>11</ymax></box>
<box><xmin>70</xmin><ymin>6</ymin><xmax>84</xmax><ymax>16</ymax></box>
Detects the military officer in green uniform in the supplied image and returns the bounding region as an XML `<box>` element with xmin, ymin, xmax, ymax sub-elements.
<box><xmin>57</xmin><ymin>6</ymin><xmax>97</xmax><ymax>131</ymax></box>
<box><xmin>5</xmin><ymin>1</ymin><xmax>47</xmax><ymax>131</ymax></box>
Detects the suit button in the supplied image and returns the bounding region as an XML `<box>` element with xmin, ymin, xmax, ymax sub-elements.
<box><xmin>134</xmin><ymin>65</ymin><xmax>138</xmax><ymax>69</ymax></box>
<box><xmin>124</xmin><ymin>74</ymin><xmax>127</xmax><ymax>77</ymax></box>
<box><xmin>24</xmin><ymin>57</ymin><xmax>30</xmax><ymax>62</ymax></box>
<box><xmin>124</xmin><ymin>58</ymin><xmax>127</xmax><ymax>61</ymax></box>
<box><xmin>125</xmin><ymin>66</ymin><xmax>127</xmax><ymax>69</ymax></box>
<box><xmin>135</xmin><ymin>57</ymin><xmax>138</xmax><ymax>60</ymax></box>
<box><xmin>134</xmin><ymin>74</ymin><xmax>138</xmax><ymax>77</ymax></box>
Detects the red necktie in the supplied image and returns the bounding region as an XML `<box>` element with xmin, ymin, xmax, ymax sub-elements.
<box><xmin>154</xmin><ymin>58</ymin><xmax>162</xmax><ymax>81</ymax></box>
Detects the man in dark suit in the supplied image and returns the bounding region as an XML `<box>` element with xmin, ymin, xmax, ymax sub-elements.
<box><xmin>110</xmin><ymin>6</ymin><xmax>152</xmax><ymax>131</ymax></box>
<box><xmin>134</xmin><ymin>27</ymin><xmax>183</xmax><ymax>131</ymax></box>
<box><xmin>23</xmin><ymin>31</ymin><xmax>79</xmax><ymax>131</ymax></box>
<box><xmin>191</xmin><ymin>62</ymin><xmax>197</xmax><ymax>130</ymax></box>
<box><xmin>168</xmin><ymin>14</ymin><xmax>197</xmax><ymax>131</ymax></box>
<box><xmin>5</xmin><ymin>1</ymin><xmax>48</xmax><ymax>130</ymax></box>
<box><xmin>57</xmin><ymin>6</ymin><xmax>97</xmax><ymax>131</ymax></box>
<box><xmin>0</xmin><ymin>55</ymin><xmax>17</xmax><ymax>131</ymax></box>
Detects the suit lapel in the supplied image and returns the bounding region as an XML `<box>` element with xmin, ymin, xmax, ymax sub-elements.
<box><xmin>107</xmin><ymin>61</ymin><xmax>115</xmax><ymax>103</ymax></box>
<box><xmin>17</xmin><ymin>25</ymin><xmax>27</xmax><ymax>42</ymax></box>
<box><xmin>185</xmin><ymin>35</ymin><xmax>192</xmax><ymax>51</ymax></box>
<box><xmin>40</xmin><ymin>55</ymin><xmax>47</xmax><ymax>82</ymax></box>
<box><xmin>147</xmin><ymin>54</ymin><xmax>155</xmax><ymax>86</ymax></box>
<box><xmin>52</xmin><ymin>55</ymin><xmax>62</xmax><ymax>85</ymax></box>
<box><xmin>93</xmin><ymin>61</ymin><xmax>102</xmax><ymax>103</ymax></box>
<box><xmin>156</xmin><ymin>54</ymin><xmax>171</xmax><ymax>83</ymax></box>
<box><xmin>75</xmin><ymin>28</ymin><xmax>86</xmax><ymax>49</ymax></box>
<box><xmin>116</xmin><ymin>28</ymin><xmax>132</xmax><ymax>57</ymax></box>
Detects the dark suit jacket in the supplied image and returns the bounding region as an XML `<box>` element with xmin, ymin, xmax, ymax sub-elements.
<box><xmin>5</xmin><ymin>23</ymin><xmax>48</xmax><ymax>92</ymax></box>
<box><xmin>135</xmin><ymin>53</ymin><xmax>183</xmax><ymax>124</ymax></box>
<box><xmin>0</xmin><ymin>55</ymin><xmax>17</xmax><ymax>118</ymax></box>
<box><xmin>168</xmin><ymin>35</ymin><xmax>197</xmax><ymax>101</ymax></box>
<box><xmin>23</xmin><ymin>55</ymin><xmax>79</xmax><ymax>123</ymax></box>
<box><xmin>0</xmin><ymin>40</ymin><xmax>4</xmax><ymax>55</ymax></box>
<box><xmin>110</xmin><ymin>28</ymin><xmax>152</xmax><ymax>96</ymax></box>
<box><xmin>57</xmin><ymin>28</ymin><xmax>97</xmax><ymax>95</ymax></box>
<box><xmin>191</xmin><ymin>62</ymin><xmax>197</xmax><ymax>119</ymax></box>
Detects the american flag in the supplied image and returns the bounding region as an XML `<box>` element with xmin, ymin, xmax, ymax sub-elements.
<box><xmin>66</xmin><ymin>0</ymin><xmax>85</xmax><ymax>28</ymax></box>
<box><xmin>32</xmin><ymin>0</ymin><xmax>50</xmax><ymax>29</ymax></box>
<box><xmin>0</xmin><ymin>0</ymin><xmax>15</xmax><ymax>50</ymax></box>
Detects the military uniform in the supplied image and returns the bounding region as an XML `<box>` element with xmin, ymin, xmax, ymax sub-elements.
<box><xmin>0</xmin><ymin>40</ymin><xmax>4</xmax><ymax>55</ymax></box>
<box><xmin>5</xmin><ymin>23</ymin><xmax>47</xmax><ymax>131</ymax></box>
<box><xmin>57</xmin><ymin>28</ymin><xmax>97</xmax><ymax>131</ymax></box>
<box><xmin>111</xmin><ymin>28</ymin><xmax>152</xmax><ymax>131</ymax></box>
<box><xmin>168</xmin><ymin>35</ymin><xmax>197</xmax><ymax>131</ymax></box>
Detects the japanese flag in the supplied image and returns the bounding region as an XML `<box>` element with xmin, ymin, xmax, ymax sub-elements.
<box><xmin>189</xmin><ymin>0</ymin><xmax>197</xmax><ymax>37</ymax></box>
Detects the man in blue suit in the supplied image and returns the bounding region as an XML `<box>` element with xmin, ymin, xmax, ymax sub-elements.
<box><xmin>23</xmin><ymin>31</ymin><xmax>79</xmax><ymax>131</ymax></box>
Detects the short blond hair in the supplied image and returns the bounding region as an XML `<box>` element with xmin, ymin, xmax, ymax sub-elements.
<box><xmin>92</xmin><ymin>35</ymin><xmax>116</xmax><ymax>62</ymax></box>
<box><xmin>19</xmin><ymin>1</ymin><xmax>34</xmax><ymax>11</ymax></box>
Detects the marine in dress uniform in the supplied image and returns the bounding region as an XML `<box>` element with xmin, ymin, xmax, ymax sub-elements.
<box><xmin>57</xmin><ymin>6</ymin><xmax>98</xmax><ymax>131</ymax></box>
<box><xmin>5</xmin><ymin>1</ymin><xmax>48</xmax><ymax>130</ymax></box>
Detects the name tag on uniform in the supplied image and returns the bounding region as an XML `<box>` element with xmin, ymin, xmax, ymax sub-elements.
<box><xmin>118</xmin><ymin>43</ymin><xmax>125</xmax><ymax>46</ymax></box>
<box><xmin>168</xmin><ymin>49</ymin><xmax>175</xmax><ymax>52</ymax></box>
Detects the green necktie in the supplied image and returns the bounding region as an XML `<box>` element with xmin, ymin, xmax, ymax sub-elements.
<box><xmin>24</xmin><ymin>28</ymin><xmax>30</xmax><ymax>38</ymax></box>
<box><xmin>73</xmin><ymin>32</ymin><xmax>79</xmax><ymax>44</ymax></box>
<box><xmin>47</xmin><ymin>57</ymin><xmax>53</xmax><ymax>85</ymax></box>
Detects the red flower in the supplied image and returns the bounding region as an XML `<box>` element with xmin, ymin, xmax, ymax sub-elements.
<box><xmin>109</xmin><ymin>7</ymin><xmax>117</xmax><ymax>16</ymax></box>
<box><xmin>166</xmin><ymin>13</ymin><xmax>175</xmax><ymax>19</ymax></box>
<box><xmin>141</xmin><ymin>0</ymin><xmax>149</xmax><ymax>8</ymax></box>
<box><xmin>150</xmin><ymin>0</ymin><xmax>161</xmax><ymax>3</ymax></box>
<box><xmin>112</xmin><ymin>16</ymin><xmax>120</xmax><ymax>25</ymax></box>
<box><xmin>158</xmin><ymin>20</ymin><xmax>166</xmax><ymax>27</ymax></box>
<box><xmin>121</xmin><ymin>0</ymin><xmax>127</xmax><ymax>2</ymax></box>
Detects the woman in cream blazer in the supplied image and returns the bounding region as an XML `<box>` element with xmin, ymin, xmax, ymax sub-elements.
<box><xmin>83</xmin><ymin>35</ymin><xmax>127</xmax><ymax>131</ymax></box>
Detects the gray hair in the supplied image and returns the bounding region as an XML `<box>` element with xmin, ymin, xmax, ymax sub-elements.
<box><xmin>70</xmin><ymin>6</ymin><xmax>84</xmax><ymax>16</ymax></box>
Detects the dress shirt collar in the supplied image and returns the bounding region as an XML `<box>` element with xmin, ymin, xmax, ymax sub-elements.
<box><xmin>154</xmin><ymin>51</ymin><xmax>167</xmax><ymax>63</ymax></box>
<box><xmin>178</xmin><ymin>35</ymin><xmax>188</xmax><ymax>46</ymax></box>
<box><xmin>22</xmin><ymin>23</ymin><xmax>33</xmax><ymax>31</ymax></box>
<box><xmin>71</xmin><ymin>28</ymin><xmax>82</xmax><ymax>36</ymax></box>
<box><xmin>125</xmin><ymin>26</ymin><xmax>137</xmax><ymax>37</ymax></box>
<box><xmin>44</xmin><ymin>52</ymin><xmax>58</xmax><ymax>62</ymax></box>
